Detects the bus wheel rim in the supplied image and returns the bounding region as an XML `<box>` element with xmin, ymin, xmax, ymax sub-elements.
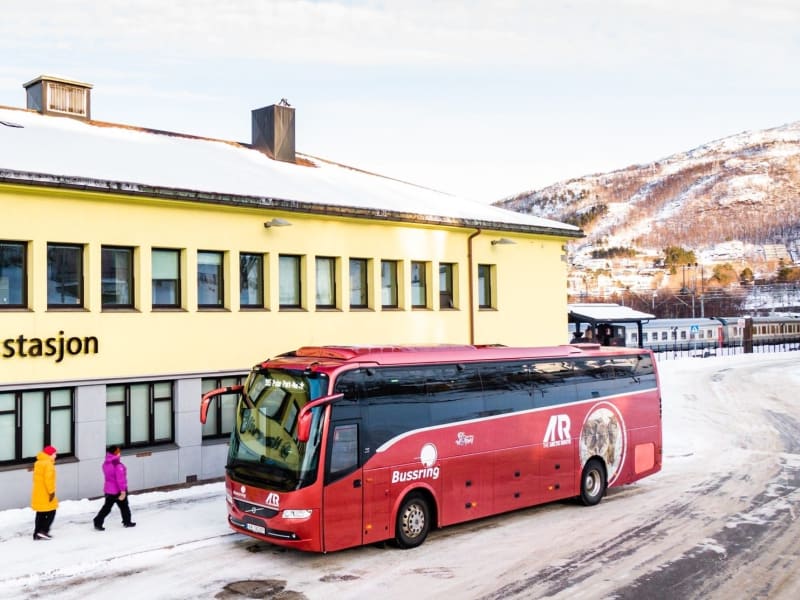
<box><xmin>403</xmin><ymin>504</ymin><xmax>425</xmax><ymax>537</ymax></box>
<box><xmin>585</xmin><ymin>470</ymin><xmax>601</xmax><ymax>496</ymax></box>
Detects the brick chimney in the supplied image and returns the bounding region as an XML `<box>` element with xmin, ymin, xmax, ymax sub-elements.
<box><xmin>252</xmin><ymin>100</ymin><xmax>295</xmax><ymax>163</ymax></box>
<box><xmin>23</xmin><ymin>75</ymin><xmax>92</xmax><ymax>120</ymax></box>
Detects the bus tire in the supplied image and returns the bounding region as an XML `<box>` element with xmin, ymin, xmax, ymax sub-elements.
<box><xmin>395</xmin><ymin>492</ymin><xmax>430</xmax><ymax>549</ymax></box>
<box><xmin>580</xmin><ymin>458</ymin><xmax>606</xmax><ymax>506</ymax></box>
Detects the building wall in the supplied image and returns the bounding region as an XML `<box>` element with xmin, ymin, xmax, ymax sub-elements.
<box><xmin>0</xmin><ymin>183</ymin><xmax>570</xmax><ymax>508</ymax></box>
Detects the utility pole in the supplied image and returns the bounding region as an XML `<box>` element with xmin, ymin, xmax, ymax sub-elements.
<box><xmin>699</xmin><ymin>263</ymin><xmax>705</xmax><ymax>317</ymax></box>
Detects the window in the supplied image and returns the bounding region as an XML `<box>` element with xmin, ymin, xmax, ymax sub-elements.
<box><xmin>424</xmin><ymin>364</ymin><xmax>485</xmax><ymax>424</ymax></box>
<box><xmin>152</xmin><ymin>249</ymin><xmax>181</xmax><ymax>308</ymax></box>
<box><xmin>411</xmin><ymin>261</ymin><xmax>427</xmax><ymax>308</ymax></box>
<box><xmin>0</xmin><ymin>241</ymin><xmax>26</xmax><ymax>308</ymax></box>
<box><xmin>479</xmin><ymin>362</ymin><xmax>536</xmax><ymax>414</ymax></box>
<box><xmin>439</xmin><ymin>263</ymin><xmax>454</xmax><ymax>309</ymax></box>
<box><xmin>328</xmin><ymin>423</ymin><xmax>359</xmax><ymax>480</ymax></box>
<box><xmin>571</xmin><ymin>355</ymin><xmax>656</xmax><ymax>400</ymax></box>
<box><xmin>202</xmin><ymin>376</ymin><xmax>243</xmax><ymax>439</ymax></box>
<box><xmin>477</xmin><ymin>264</ymin><xmax>494</xmax><ymax>309</ymax></box>
<box><xmin>530</xmin><ymin>361</ymin><xmax>577</xmax><ymax>407</ymax></box>
<box><xmin>46</xmin><ymin>81</ymin><xmax>89</xmax><ymax>117</ymax></box>
<box><xmin>316</xmin><ymin>256</ymin><xmax>336</xmax><ymax>308</ymax></box>
<box><xmin>106</xmin><ymin>382</ymin><xmax>174</xmax><ymax>448</ymax></box>
<box><xmin>349</xmin><ymin>258</ymin><xmax>368</xmax><ymax>308</ymax></box>
<box><xmin>361</xmin><ymin>367</ymin><xmax>432</xmax><ymax>450</ymax></box>
<box><xmin>198</xmin><ymin>251</ymin><xmax>224</xmax><ymax>308</ymax></box>
<box><xmin>101</xmin><ymin>246</ymin><xmax>133</xmax><ymax>308</ymax></box>
<box><xmin>381</xmin><ymin>260</ymin><xmax>399</xmax><ymax>308</ymax></box>
<box><xmin>279</xmin><ymin>254</ymin><xmax>302</xmax><ymax>308</ymax></box>
<box><xmin>47</xmin><ymin>243</ymin><xmax>83</xmax><ymax>307</ymax></box>
<box><xmin>0</xmin><ymin>388</ymin><xmax>73</xmax><ymax>464</ymax></box>
<box><xmin>239</xmin><ymin>253</ymin><xmax>264</xmax><ymax>308</ymax></box>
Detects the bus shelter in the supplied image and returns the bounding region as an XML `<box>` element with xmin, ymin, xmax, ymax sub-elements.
<box><xmin>568</xmin><ymin>303</ymin><xmax>655</xmax><ymax>347</ymax></box>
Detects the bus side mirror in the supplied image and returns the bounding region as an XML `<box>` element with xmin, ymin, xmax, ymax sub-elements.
<box><xmin>296</xmin><ymin>393</ymin><xmax>343</xmax><ymax>442</ymax></box>
<box><xmin>200</xmin><ymin>394</ymin><xmax>213</xmax><ymax>425</ymax></box>
<box><xmin>200</xmin><ymin>385</ymin><xmax>243</xmax><ymax>424</ymax></box>
<box><xmin>297</xmin><ymin>411</ymin><xmax>313</xmax><ymax>443</ymax></box>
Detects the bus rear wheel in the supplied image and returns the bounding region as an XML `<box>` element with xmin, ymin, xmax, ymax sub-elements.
<box><xmin>395</xmin><ymin>492</ymin><xmax>430</xmax><ymax>549</ymax></box>
<box><xmin>580</xmin><ymin>458</ymin><xmax>607</xmax><ymax>506</ymax></box>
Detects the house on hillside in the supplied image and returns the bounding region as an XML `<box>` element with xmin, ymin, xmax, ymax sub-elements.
<box><xmin>761</xmin><ymin>244</ymin><xmax>790</xmax><ymax>261</ymax></box>
<box><xmin>0</xmin><ymin>75</ymin><xmax>582</xmax><ymax>508</ymax></box>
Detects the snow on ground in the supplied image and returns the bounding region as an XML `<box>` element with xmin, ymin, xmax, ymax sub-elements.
<box><xmin>0</xmin><ymin>483</ymin><xmax>231</xmax><ymax>584</ymax></box>
<box><xmin>0</xmin><ymin>352</ymin><xmax>798</xmax><ymax>599</ymax></box>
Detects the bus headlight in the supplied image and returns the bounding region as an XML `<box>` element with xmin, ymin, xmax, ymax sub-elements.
<box><xmin>282</xmin><ymin>509</ymin><xmax>313</xmax><ymax>519</ymax></box>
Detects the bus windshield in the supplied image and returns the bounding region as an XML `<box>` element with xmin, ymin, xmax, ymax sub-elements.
<box><xmin>227</xmin><ymin>367</ymin><xmax>329</xmax><ymax>492</ymax></box>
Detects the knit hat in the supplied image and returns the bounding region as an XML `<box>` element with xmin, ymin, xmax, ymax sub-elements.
<box><xmin>43</xmin><ymin>445</ymin><xmax>57</xmax><ymax>456</ymax></box>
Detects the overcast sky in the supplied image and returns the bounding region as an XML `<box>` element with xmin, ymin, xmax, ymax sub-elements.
<box><xmin>2</xmin><ymin>1</ymin><xmax>798</xmax><ymax>203</ymax></box>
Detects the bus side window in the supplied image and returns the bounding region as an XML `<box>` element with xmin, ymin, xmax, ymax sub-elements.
<box><xmin>572</xmin><ymin>358</ymin><xmax>620</xmax><ymax>400</ymax></box>
<box><xmin>531</xmin><ymin>361</ymin><xmax>576</xmax><ymax>407</ymax></box>
<box><xmin>633</xmin><ymin>354</ymin><xmax>656</xmax><ymax>384</ymax></box>
<box><xmin>364</xmin><ymin>367</ymin><xmax>430</xmax><ymax>449</ymax></box>
<box><xmin>427</xmin><ymin>364</ymin><xmax>483</xmax><ymax>424</ymax></box>
<box><xmin>329</xmin><ymin>423</ymin><xmax>359</xmax><ymax>479</ymax></box>
<box><xmin>333</xmin><ymin>369</ymin><xmax>363</xmax><ymax>402</ymax></box>
<box><xmin>480</xmin><ymin>361</ymin><xmax>535</xmax><ymax>414</ymax></box>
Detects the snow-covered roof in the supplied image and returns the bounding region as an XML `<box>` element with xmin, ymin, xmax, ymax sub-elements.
<box><xmin>568</xmin><ymin>303</ymin><xmax>655</xmax><ymax>323</ymax></box>
<box><xmin>0</xmin><ymin>106</ymin><xmax>581</xmax><ymax>237</ymax></box>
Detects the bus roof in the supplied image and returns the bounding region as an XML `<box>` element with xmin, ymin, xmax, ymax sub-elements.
<box><xmin>270</xmin><ymin>343</ymin><xmax>649</xmax><ymax>368</ymax></box>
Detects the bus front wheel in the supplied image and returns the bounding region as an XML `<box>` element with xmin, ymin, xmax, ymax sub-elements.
<box><xmin>580</xmin><ymin>458</ymin><xmax>607</xmax><ymax>506</ymax></box>
<box><xmin>395</xmin><ymin>492</ymin><xmax>430</xmax><ymax>549</ymax></box>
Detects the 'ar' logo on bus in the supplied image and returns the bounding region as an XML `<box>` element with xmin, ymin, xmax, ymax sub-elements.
<box><xmin>265</xmin><ymin>492</ymin><xmax>280</xmax><ymax>509</ymax></box>
<box><xmin>543</xmin><ymin>414</ymin><xmax>571</xmax><ymax>448</ymax></box>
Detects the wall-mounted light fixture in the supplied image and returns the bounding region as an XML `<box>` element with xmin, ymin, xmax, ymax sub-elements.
<box><xmin>264</xmin><ymin>218</ymin><xmax>292</xmax><ymax>228</ymax></box>
<box><xmin>491</xmin><ymin>237</ymin><xmax>516</xmax><ymax>246</ymax></box>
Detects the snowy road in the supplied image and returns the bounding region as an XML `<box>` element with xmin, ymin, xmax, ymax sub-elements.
<box><xmin>2</xmin><ymin>353</ymin><xmax>800</xmax><ymax>599</ymax></box>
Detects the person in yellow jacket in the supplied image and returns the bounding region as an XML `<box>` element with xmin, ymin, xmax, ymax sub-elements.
<box><xmin>31</xmin><ymin>445</ymin><xmax>59</xmax><ymax>540</ymax></box>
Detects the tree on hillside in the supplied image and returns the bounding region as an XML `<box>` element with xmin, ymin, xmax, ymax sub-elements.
<box><xmin>776</xmin><ymin>262</ymin><xmax>800</xmax><ymax>283</ymax></box>
<box><xmin>740</xmin><ymin>267</ymin><xmax>754</xmax><ymax>284</ymax></box>
<box><xmin>709</xmin><ymin>263</ymin><xmax>738</xmax><ymax>287</ymax></box>
<box><xmin>663</xmin><ymin>246</ymin><xmax>696</xmax><ymax>274</ymax></box>
<box><xmin>591</xmin><ymin>246</ymin><xmax>636</xmax><ymax>259</ymax></box>
<box><xmin>563</xmin><ymin>204</ymin><xmax>608</xmax><ymax>229</ymax></box>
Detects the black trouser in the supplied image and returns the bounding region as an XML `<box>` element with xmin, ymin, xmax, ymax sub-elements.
<box><xmin>34</xmin><ymin>510</ymin><xmax>56</xmax><ymax>535</ymax></box>
<box><xmin>94</xmin><ymin>493</ymin><xmax>132</xmax><ymax>526</ymax></box>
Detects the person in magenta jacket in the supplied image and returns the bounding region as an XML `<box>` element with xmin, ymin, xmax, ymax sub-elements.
<box><xmin>93</xmin><ymin>445</ymin><xmax>136</xmax><ymax>530</ymax></box>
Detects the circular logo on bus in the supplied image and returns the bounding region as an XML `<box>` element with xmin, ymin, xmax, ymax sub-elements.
<box><xmin>420</xmin><ymin>443</ymin><xmax>438</xmax><ymax>467</ymax></box>
<box><xmin>579</xmin><ymin>403</ymin><xmax>626</xmax><ymax>485</ymax></box>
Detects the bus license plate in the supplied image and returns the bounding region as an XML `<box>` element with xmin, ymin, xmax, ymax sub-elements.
<box><xmin>245</xmin><ymin>523</ymin><xmax>266</xmax><ymax>535</ymax></box>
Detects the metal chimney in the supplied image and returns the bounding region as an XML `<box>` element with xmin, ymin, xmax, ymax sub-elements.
<box><xmin>252</xmin><ymin>100</ymin><xmax>295</xmax><ymax>163</ymax></box>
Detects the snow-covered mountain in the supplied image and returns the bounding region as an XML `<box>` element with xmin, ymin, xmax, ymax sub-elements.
<box><xmin>495</xmin><ymin>121</ymin><xmax>800</xmax><ymax>262</ymax></box>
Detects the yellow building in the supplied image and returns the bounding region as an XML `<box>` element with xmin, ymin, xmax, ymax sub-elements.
<box><xmin>0</xmin><ymin>76</ymin><xmax>581</xmax><ymax>509</ymax></box>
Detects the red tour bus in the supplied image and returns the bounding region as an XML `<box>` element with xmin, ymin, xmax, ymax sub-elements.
<box><xmin>200</xmin><ymin>343</ymin><xmax>662</xmax><ymax>552</ymax></box>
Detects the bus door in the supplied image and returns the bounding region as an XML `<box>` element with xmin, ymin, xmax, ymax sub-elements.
<box><xmin>322</xmin><ymin>417</ymin><xmax>363</xmax><ymax>552</ymax></box>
